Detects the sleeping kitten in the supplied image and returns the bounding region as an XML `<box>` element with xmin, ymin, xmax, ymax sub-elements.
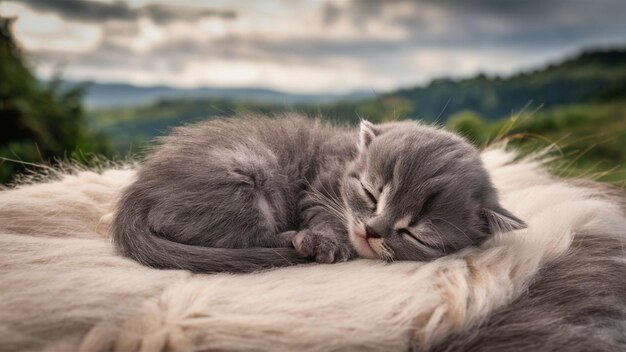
<box><xmin>112</xmin><ymin>114</ymin><xmax>525</xmax><ymax>273</ymax></box>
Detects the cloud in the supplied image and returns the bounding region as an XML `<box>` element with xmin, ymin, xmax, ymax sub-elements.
<box><xmin>20</xmin><ymin>0</ymin><xmax>236</xmax><ymax>24</ymax></box>
<box><xmin>3</xmin><ymin>0</ymin><xmax>626</xmax><ymax>93</ymax></box>
<box><xmin>327</xmin><ymin>0</ymin><xmax>626</xmax><ymax>48</ymax></box>
<box><xmin>21</xmin><ymin>0</ymin><xmax>136</xmax><ymax>22</ymax></box>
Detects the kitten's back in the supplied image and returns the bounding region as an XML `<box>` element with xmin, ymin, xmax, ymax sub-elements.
<box><xmin>112</xmin><ymin>115</ymin><xmax>353</xmax><ymax>273</ymax></box>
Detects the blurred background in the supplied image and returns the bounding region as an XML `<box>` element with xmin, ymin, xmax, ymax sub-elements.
<box><xmin>1</xmin><ymin>0</ymin><xmax>625</xmax><ymax>184</ymax></box>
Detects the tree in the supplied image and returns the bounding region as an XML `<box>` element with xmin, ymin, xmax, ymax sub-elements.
<box><xmin>0</xmin><ymin>17</ymin><xmax>112</xmax><ymax>183</ymax></box>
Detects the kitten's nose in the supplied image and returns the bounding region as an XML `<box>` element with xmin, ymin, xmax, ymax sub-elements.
<box><xmin>365</xmin><ymin>225</ymin><xmax>381</xmax><ymax>239</ymax></box>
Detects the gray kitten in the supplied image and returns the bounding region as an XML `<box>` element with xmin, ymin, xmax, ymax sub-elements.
<box><xmin>112</xmin><ymin>114</ymin><xmax>525</xmax><ymax>273</ymax></box>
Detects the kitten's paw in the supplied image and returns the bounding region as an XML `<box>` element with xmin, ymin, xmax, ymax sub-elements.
<box><xmin>292</xmin><ymin>230</ymin><xmax>352</xmax><ymax>264</ymax></box>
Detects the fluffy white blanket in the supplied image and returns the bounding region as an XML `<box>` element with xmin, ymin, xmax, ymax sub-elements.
<box><xmin>1</xmin><ymin>147</ymin><xmax>625</xmax><ymax>352</ymax></box>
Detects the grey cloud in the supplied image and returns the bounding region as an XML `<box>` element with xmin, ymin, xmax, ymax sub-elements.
<box><xmin>32</xmin><ymin>0</ymin><xmax>626</xmax><ymax>74</ymax></box>
<box><xmin>22</xmin><ymin>0</ymin><xmax>136</xmax><ymax>22</ymax></box>
<box><xmin>21</xmin><ymin>0</ymin><xmax>236</xmax><ymax>24</ymax></box>
<box><xmin>17</xmin><ymin>0</ymin><xmax>626</xmax><ymax>91</ymax></box>
<box><xmin>27</xmin><ymin>0</ymin><xmax>626</xmax><ymax>62</ymax></box>
<box><xmin>140</xmin><ymin>4</ymin><xmax>236</xmax><ymax>24</ymax></box>
<box><xmin>20</xmin><ymin>0</ymin><xmax>626</xmax><ymax>52</ymax></box>
<box><xmin>326</xmin><ymin>0</ymin><xmax>626</xmax><ymax>49</ymax></box>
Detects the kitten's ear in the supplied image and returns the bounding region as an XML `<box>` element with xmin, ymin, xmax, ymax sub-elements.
<box><xmin>359</xmin><ymin>120</ymin><xmax>378</xmax><ymax>152</ymax></box>
<box><xmin>481</xmin><ymin>204</ymin><xmax>526</xmax><ymax>235</ymax></box>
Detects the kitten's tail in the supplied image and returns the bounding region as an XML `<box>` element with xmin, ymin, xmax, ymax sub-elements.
<box><xmin>111</xmin><ymin>213</ymin><xmax>309</xmax><ymax>274</ymax></box>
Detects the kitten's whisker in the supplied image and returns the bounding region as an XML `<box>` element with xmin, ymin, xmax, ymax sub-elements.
<box><xmin>433</xmin><ymin>217</ymin><xmax>473</xmax><ymax>244</ymax></box>
<box><xmin>428</xmin><ymin>221</ymin><xmax>448</xmax><ymax>254</ymax></box>
<box><xmin>311</xmin><ymin>191</ymin><xmax>347</xmax><ymax>215</ymax></box>
<box><xmin>304</xmin><ymin>181</ymin><xmax>349</xmax><ymax>222</ymax></box>
<box><xmin>372</xmin><ymin>240</ymin><xmax>395</xmax><ymax>263</ymax></box>
<box><xmin>315</xmin><ymin>180</ymin><xmax>347</xmax><ymax>212</ymax></box>
<box><xmin>315</xmin><ymin>177</ymin><xmax>346</xmax><ymax>206</ymax></box>
<box><xmin>307</xmin><ymin>191</ymin><xmax>348</xmax><ymax>222</ymax></box>
<box><xmin>382</xmin><ymin>242</ymin><xmax>395</xmax><ymax>262</ymax></box>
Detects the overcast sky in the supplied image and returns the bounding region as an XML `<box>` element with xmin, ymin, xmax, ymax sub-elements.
<box><xmin>2</xmin><ymin>0</ymin><xmax>625</xmax><ymax>93</ymax></box>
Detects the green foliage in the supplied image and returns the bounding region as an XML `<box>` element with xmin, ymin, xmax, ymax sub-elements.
<box><xmin>422</xmin><ymin>49</ymin><xmax>626</xmax><ymax>121</ymax></box>
<box><xmin>445</xmin><ymin>103</ymin><xmax>626</xmax><ymax>184</ymax></box>
<box><xmin>0</xmin><ymin>18</ymin><xmax>112</xmax><ymax>183</ymax></box>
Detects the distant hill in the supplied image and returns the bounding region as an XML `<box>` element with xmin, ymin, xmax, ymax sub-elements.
<box><xmin>381</xmin><ymin>48</ymin><xmax>626</xmax><ymax>121</ymax></box>
<box><xmin>64</xmin><ymin>81</ymin><xmax>373</xmax><ymax>108</ymax></box>
<box><xmin>79</xmin><ymin>49</ymin><xmax>626</xmax><ymax>113</ymax></box>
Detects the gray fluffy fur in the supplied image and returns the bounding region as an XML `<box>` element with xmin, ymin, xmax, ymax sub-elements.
<box><xmin>112</xmin><ymin>114</ymin><xmax>525</xmax><ymax>273</ymax></box>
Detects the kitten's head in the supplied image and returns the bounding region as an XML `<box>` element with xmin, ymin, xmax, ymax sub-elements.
<box><xmin>342</xmin><ymin>120</ymin><xmax>526</xmax><ymax>261</ymax></box>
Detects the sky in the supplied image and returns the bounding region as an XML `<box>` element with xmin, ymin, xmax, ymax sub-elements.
<box><xmin>1</xmin><ymin>0</ymin><xmax>626</xmax><ymax>94</ymax></box>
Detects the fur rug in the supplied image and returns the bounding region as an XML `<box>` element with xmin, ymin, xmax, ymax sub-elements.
<box><xmin>1</xmin><ymin>147</ymin><xmax>625</xmax><ymax>352</ymax></box>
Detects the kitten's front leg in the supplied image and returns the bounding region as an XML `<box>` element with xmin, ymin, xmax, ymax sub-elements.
<box><xmin>293</xmin><ymin>179</ymin><xmax>356</xmax><ymax>263</ymax></box>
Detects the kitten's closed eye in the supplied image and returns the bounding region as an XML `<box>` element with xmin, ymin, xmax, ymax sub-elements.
<box><xmin>397</xmin><ymin>228</ymin><xmax>435</xmax><ymax>249</ymax></box>
<box><xmin>404</xmin><ymin>193</ymin><xmax>439</xmax><ymax>227</ymax></box>
<box><xmin>360</xmin><ymin>182</ymin><xmax>378</xmax><ymax>205</ymax></box>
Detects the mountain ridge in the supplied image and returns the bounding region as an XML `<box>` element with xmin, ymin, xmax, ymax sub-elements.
<box><xmin>77</xmin><ymin>47</ymin><xmax>626</xmax><ymax>115</ymax></box>
<box><xmin>380</xmin><ymin>47</ymin><xmax>626</xmax><ymax>121</ymax></box>
<box><xmin>61</xmin><ymin>80</ymin><xmax>373</xmax><ymax>108</ymax></box>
